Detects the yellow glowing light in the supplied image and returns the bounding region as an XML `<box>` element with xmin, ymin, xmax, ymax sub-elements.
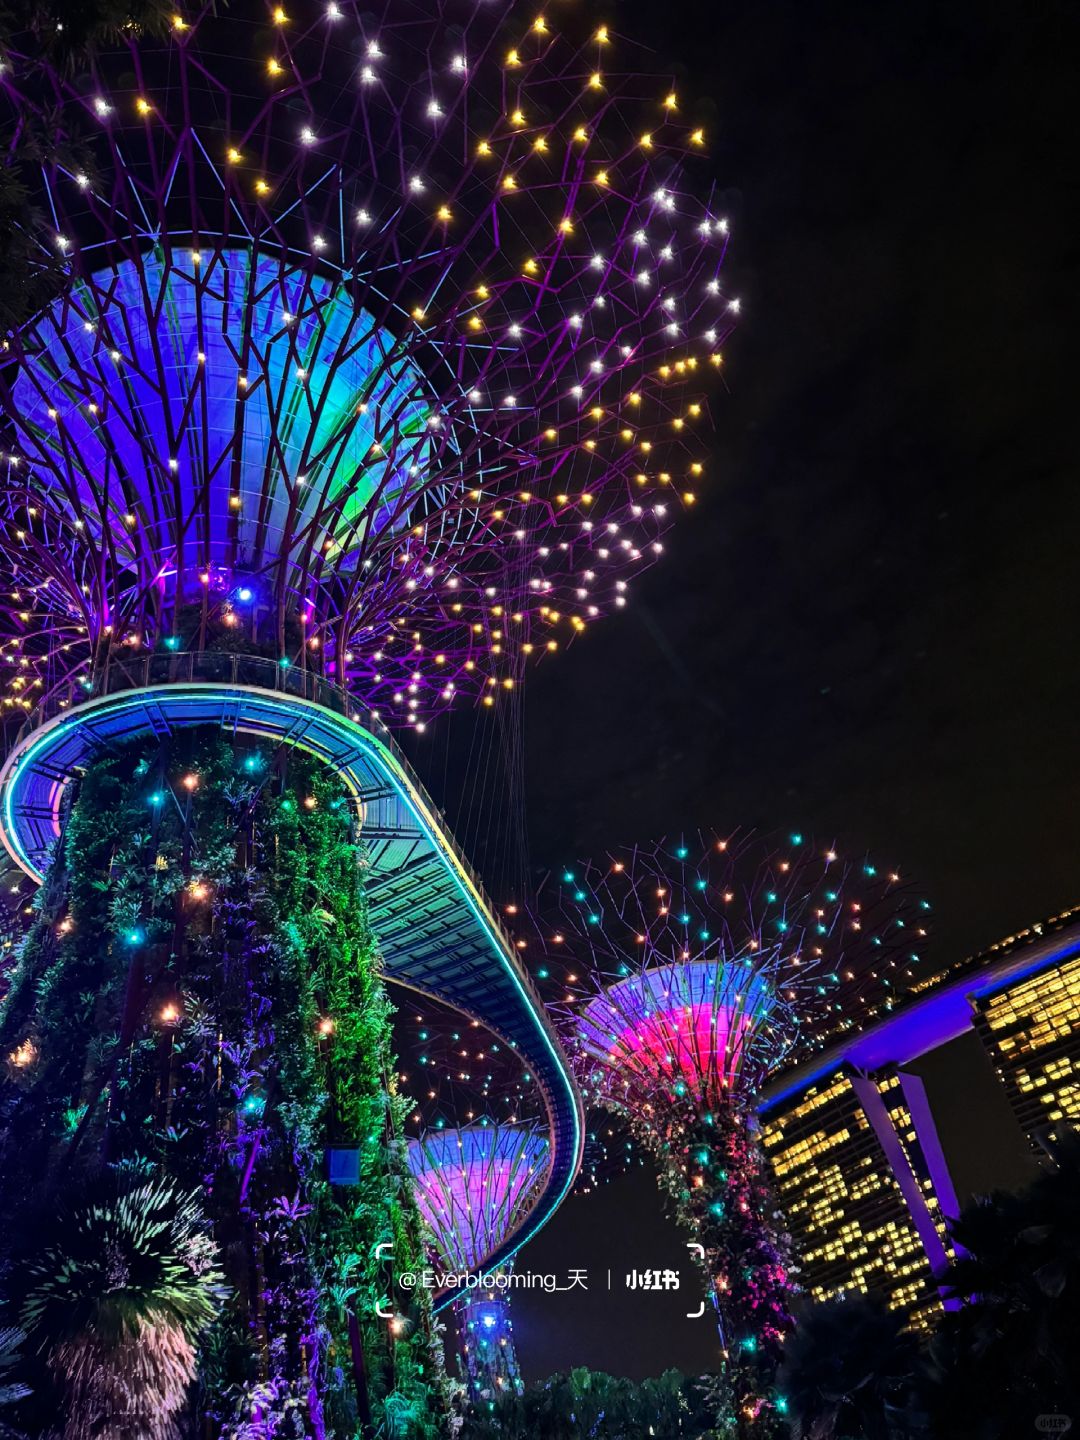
<box><xmin>595</xmin><ymin>170</ymin><xmax>609</xmax><ymax>186</ymax></box>
<box><xmin>510</xmin><ymin>108</ymin><xmax>526</xmax><ymax>125</ymax></box>
<box><xmin>588</xmin><ymin>72</ymin><xmax>603</xmax><ymax>90</ymax></box>
<box><xmin>477</xmin><ymin>140</ymin><xmax>492</xmax><ymax>156</ymax></box>
<box><xmin>664</xmin><ymin>92</ymin><xmax>678</xmax><ymax>110</ymax></box>
<box><xmin>468</xmin><ymin>315</ymin><xmax>483</xmax><ymax>331</ymax></box>
<box><xmin>533</xmin><ymin>15</ymin><xmax>547</xmax><ymax>31</ymax></box>
<box><xmin>411</xmin><ymin>307</ymin><xmax>426</xmax><ymax>321</ymax></box>
<box><xmin>572</xmin><ymin>125</ymin><xmax>588</xmax><ymax>142</ymax></box>
<box><xmin>172</xmin><ymin>14</ymin><xmax>188</xmax><ymax>30</ymax></box>
<box><xmin>558</xmin><ymin>217</ymin><xmax>573</xmax><ymax>233</ymax></box>
<box><xmin>544</xmin><ymin>428</ymin><xmax>557</xmax><ymax>440</ymax></box>
<box><xmin>502</xmin><ymin>174</ymin><xmax>518</xmax><ymax>190</ymax></box>
<box><xmin>436</xmin><ymin>205</ymin><xmax>452</xmax><ymax>221</ymax></box>
<box><xmin>595</xmin><ymin>25</ymin><xmax>609</xmax><ymax>42</ymax></box>
<box><xmin>272</xmin><ymin>6</ymin><xmax>287</xmax><ymax>21</ymax></box>
<box><xmin>267</xmin><ymin>57</ymin><xmax>283</xmax><ymax>75</ymax></box>
<box><xmin>533</xmin><ymin>135</ymin><xmax>548</xmax><ymax>152</ymax></box>
<box><xmin>523</xmin><ymin>257</ymin><xmax>538</xmax><ymax>273</ymax></box>
<box><xmin>506</xmin><ymin>48</ymin><xmax>521</xmax><ymax>66</ymax></box>
<box><xmin>255</xmin><ymin>179</ymin><xmax>270</xmax><ymax>195</ymax></box>
<box><xmin>640</xmin><ymin>132</ymin><xmax>653</xmax><ymax>148</ymax></box>
<box><xmin>691</xmin><ymin>128</ymin><xmax>705</xmax><ymax>145</ymax></box>
<box><xmin>136</xmin><ymin>97</ymin><xmax>152</xmax><ymax>115</ymax></box>
<box><xmin>227</xmin><ymin>147</ymin><xmax>243</xmax><ymax>163</ymax></box>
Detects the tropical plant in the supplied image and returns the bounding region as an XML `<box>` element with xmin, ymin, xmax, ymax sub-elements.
<box><xmin>18</xmin><ymin>1162</ymin><xmax>226</xmax><ymax>1440</ymax></box>
<box><xmin>0</xmin><ymin>1324</ymin><xmax>30</xmax><ymax>1437</ymax></box>
<box><xmin>777</xmin><ymin>1294</ymin><xmax>919</xmax><ymax>1440</ymax></box>
<box><xmin>923</xmin><ymin>1133</ymin><xmax>1080</xmax><ymax>1439</ymax></box>
<box><xmin>458</xmin><ymin>1366</ymin><xmax>716</xmax><ymax>1439</ymax></box>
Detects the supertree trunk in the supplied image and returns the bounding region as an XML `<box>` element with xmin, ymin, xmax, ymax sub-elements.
<box><xmin>457</xmin><ymin>1268</ymin><xmax>524</xmax><ymax>1403</ymax></box>
<box><xmin>0</xmin><ymin>729</ymin><xmax>449</xmax><ymax>1437</ymax></box>
<box><xmin>673</xmin><ymin>1103</ymin><xmax>792</xmax><ymax>1439</ymax></box>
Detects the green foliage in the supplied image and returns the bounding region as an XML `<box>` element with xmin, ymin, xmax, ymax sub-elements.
<box><xmin>457</xmin><ymin>1366</ymin><xmax>722</xmax><ymax>1440</ymax></box>
<box><xmin>0</xmin><ymin>1324</ymin><xmax>30</xmax><ymax>1429</ymax></box>
<box><xmin>10</xmin><ymin>1161</ymin><xmax>224</xmax><ymax>1440</ymax></box>
<box><xmin>20</xmin><ymin>1162</ymin><xmax>226</xmax><ymax>1346</ymax></box>
<box><xmin>0</xmin><ymin>730</ymin><xmax>450</xmax><ymax>1436</ymax></box>
<box><xmin>776</xmin><ymin>1295</ymin><xmax>919</xmax><ymax>1440</ymax></box>
<box><xmin>922</xmin><ymin>1134</ymin><xmax>1080</xmax><ymax>1439</ymax></box>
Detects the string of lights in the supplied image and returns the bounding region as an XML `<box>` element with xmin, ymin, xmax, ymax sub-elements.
<box><xmin>407</xmin><ymin>1122</ymin><xmax>550</xmax><ymax>1402</ymax></box>
<box><xmin>508</xmin><ymin>830</ymin><xmax>930</xmax><ymax>1436</ymax></box>
<box><xmin>0</xmin><ymin>0</ymin><xmax>735</xmax><ymax>731</ymax></box>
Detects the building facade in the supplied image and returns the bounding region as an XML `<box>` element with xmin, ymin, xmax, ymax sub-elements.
<box><xmin>760</xmin><ymin>1065</ymin><xmax>957</xmax><ymax>1329</ymax></box>
<box><xmin>759</xmin><ymin>910</ymin><xmax>1080</xmax><ymax>1327</ymax></box>
<box><xmin>972</xmin><ymin>948</ymin><xmax>1080</xmax><ymax>1150</ymax></box>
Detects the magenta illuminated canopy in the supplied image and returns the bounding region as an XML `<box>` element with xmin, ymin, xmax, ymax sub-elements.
<box><xmin>513</xmin><ymin>831</ymin><xmax>932</xmax><ymax>1107</ymax></box>
<box><xmin>407</xmin><ymin>1124</ymin><xmax>550</xmax><ymax>1273</ymax></box>
<box><xmin>578</xmin><ymin>961</ymin><xmax>778</xmax><ymax>1108</ymax></box>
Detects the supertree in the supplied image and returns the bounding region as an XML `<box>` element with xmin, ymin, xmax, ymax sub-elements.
<box><xmin>511</xmin><ymin>831</ymin><xmax>931</xmax><ymax>1438</ymax></box>
<box><xmin>0</xmin><ymin>1</ymin><xmax>733</xmax><ymax>1432</ymax></box>
<box><xmin>407</xmin><ymin>1123</ymin><xmax>549</xmax><ymax>1404</ymax></box>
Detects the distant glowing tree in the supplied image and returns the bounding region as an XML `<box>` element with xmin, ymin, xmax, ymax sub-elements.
<box><xmin>515</xmin><ymin>831</ymin><xmax>930</xmax><ymax>1438</ymax></box>
<box><xmin>408</xmin><ymin>1124</ymin><xmax>549</xmax><ymax>1403</ymax></box>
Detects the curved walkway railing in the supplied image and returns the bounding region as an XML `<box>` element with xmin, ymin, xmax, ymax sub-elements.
<box><xmin>10</xmin><ymin>652</ymin><xmax>532</xmax><ymax>1006</ymax></box>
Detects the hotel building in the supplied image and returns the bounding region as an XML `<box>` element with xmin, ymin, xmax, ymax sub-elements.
<box><xmin>758</xmin><ymin>909</ymin><xmax>1080</xmax><ymax>1325</ymax></box>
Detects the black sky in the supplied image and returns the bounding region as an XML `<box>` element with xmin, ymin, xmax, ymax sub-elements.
<box><xmin>408</xmin><ymin>0</ymin><xmax>1079</xmax><ymax>1382</ymax></box>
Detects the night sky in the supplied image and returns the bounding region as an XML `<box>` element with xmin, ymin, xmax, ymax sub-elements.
<box><xmin>407</xmin><ymin>0</ymin><xmax>1078</xmax><ymax>1383</ymax></box>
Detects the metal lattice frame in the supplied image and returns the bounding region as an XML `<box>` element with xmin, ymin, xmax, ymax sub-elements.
<box><xmin>0</xmin><ymin>0</ymin><xmax>735</xmax><ymax>729</ymax></box>
<box><xmin>407</xmin><ymin>1122</ymin><xmax>550</xmax><ymax>1273</ymax></box>
<box><xmin>513</xmin><ymin>831</ymin><xmax>933</xmax><ymax>1115</ymax></box>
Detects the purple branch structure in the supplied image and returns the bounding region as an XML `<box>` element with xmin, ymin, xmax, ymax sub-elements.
<box><xmin>408</xmin><ymin>1123</ymin><xmax>549</xmax><ymax>1400</ymax></box>
<box><xmin>512</xmin><ymin>831</ymin><xmax>930</xmax><ymax>1435</ymax></box>
<box><xmin>0</xmin><ymin>0</ymin><xmax>734</xmax><ymax>727</ymax></box>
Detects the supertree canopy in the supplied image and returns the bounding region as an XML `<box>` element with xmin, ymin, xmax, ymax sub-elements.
<box><xmin>0</xmin><ymin>0</ymin><xmax>734</xmax><ymax>722</ymax></box>
<box><xmin>0</xmin><ymin>2</ymin><xmax>735</xmax><ymax>1432</ymax></box>
<box><xmin>407</xmin><ymin>1123</ymin><xmax>549</xmax><ymax>1403</ymax></box>
<box><xmin>511</xmin><ymin>831</ymin><xmax>930</xmax><ymax>1439</ymax></box>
